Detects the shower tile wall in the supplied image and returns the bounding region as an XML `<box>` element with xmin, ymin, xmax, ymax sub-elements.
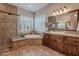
<box><xmin>0</xmin><ymin>3</ymin><xmax>17</xmax><ymax>52</ymax></box>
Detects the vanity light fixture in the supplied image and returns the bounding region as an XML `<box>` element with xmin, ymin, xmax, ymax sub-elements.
<box><xmin>53</xmin><ymin>10</ymin><xmax>56</xmax><ymax>15</ymax></box>
<box><xmin>53</xmin><ymin>6</ymin><xmax>68</xmax><ymax>16</ymax></box>
<box><xmin>59</xmin><ymin>8</ymin><xmax>63</xmax><ymax>14</ymax></box>
<box><xmin>56</xmin><ymin>9</ymin><xmax>59</xmax><ymax>15</ymax></box>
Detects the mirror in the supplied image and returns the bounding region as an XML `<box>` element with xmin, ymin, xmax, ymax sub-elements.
<box><xmin>48</xmin><ymin>10</ymin><xmax>78</xmax><ymax>31</ymax></box>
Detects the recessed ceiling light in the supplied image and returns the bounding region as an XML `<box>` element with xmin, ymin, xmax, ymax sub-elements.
<box><xmin>28</xmin><ymin>5</ymin><xmax>32</xmax><ymax>8</ymax></box>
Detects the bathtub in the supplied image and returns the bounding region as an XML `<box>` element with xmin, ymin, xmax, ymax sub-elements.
<box><xmin>24</xmin><ymin>34</ymin><xmax>43</xmax><ymax>39</ymax></box>
<box><xmin>12</xmin><ymin>34</ymin><xmax>43</xmax><ymax>41</ymax></box>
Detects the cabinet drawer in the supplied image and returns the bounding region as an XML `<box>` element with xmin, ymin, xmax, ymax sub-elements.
<box><xmin>57</xmin><ymin>35</ymin><xmax>63</xmax><ymax>39</ymax></box>
<box><xmin>49</xmin><ymin>35</ymin><xmax>63</xmax><ymax>40</ymax></box>
<box><xmin>64</xmin><ymin>37</ymin><xmax>79</xmax><ymax>45</ymax></box>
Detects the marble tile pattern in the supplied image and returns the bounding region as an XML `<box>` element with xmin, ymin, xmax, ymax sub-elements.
<box><xmin>0</xmin><ymin>45</ymin><xmax>65</xmax><ymax>56</ymax></box>
<box><xmin>0</xmin><ymin>3</ymin><xmax>17</xmax><ymax>53</ymax></box>
<box><xmin>0</xmin><ymin>3</ymin><xmax>17</xmax><ymax>14</ymax></box>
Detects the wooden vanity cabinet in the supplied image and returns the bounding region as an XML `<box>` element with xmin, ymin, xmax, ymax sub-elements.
<box><xmin>43</xmin><ymin>33</ymin><xmax>64</xmax><ymax>53</ymax></box>
<box><xmin>43</xmin><ymin>33</ymin><xmax>79</xmax><ymax>55</ymax></box>
<box><xmin>63</xmin><ymin>36</ymin><xmax>79</xmax><ymax>56</ymax></box>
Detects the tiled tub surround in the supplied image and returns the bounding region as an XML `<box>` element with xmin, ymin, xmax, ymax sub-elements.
<box><xmin>13</xmin><ymin>39</ymin><xmax>42</xmax><ymax>49</ymax></box>
<box><xmin>12</xmin><ymin>34</ymin><xmax>43</xmax><ymax>48</ymax></box>
<box><xmin>0</xmin><ymin>35</ymin><xmax>42</xmax><ymax>55</ymax></box>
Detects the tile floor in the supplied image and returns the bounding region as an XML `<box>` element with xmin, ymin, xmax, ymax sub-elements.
<box><xmin>0</xmin><ymin>45</ymin><xmax>65</xmax><ymax>56</ymax></box>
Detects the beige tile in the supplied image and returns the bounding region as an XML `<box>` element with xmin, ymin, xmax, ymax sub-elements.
<box><xmin>0</xmin><ymin>45</ymin><xmax>65</xmax><ymax>56</ymax></box>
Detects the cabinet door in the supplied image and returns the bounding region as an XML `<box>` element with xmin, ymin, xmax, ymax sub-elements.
<box><xmin>43</xmin><ymin>34</ymin><xmax>57</xmax><ymax>49</ymax></box>
<box><xmin>64</xmin><ymin>43</ymin><xmax>72</xmax><ymax>55</ymax></box>
<box><xmin>43</xmin><ymin>34</ymin><xmax>64</xmax><ymax>53</ymax></box>
<box><xmin>56</xmin><ymin>36</ymin><xmax>64</xmax><ymax>52</ymax></box>
<box><xmin>50</xmin><ymin>35</ymin><xmax>64</xmax><ymax>52</ymax></box>
<box><xmin>64</xmin><ymin>43</ymin><xmax>79</xmax><ymax>56</ymax></box>
<box><xmin>43</xmin><ymin>33</ymin><xmax>49</xmax><ymax>39</ymax></box>
<box><xmin>49</xmin><ymin>35</ymin><xmax>57</xmax><ymax>49</ymax></box>
<box><xmin>43</xmin><ymin>33</ymin><xmax>50</xmax><ymax>46</ymax></box>
<box><xmin>63</xmin><ymin>37</ymin><xmax>79</xmax><ymax>56</ymax></box>
<box><xmin>50</xmin><ymin>40</ymin><xmax>57</xmax><ymax>50</ymax></box>
<box><xmin>43</xmin><ymin>38</ymin><xmax>49</xmax><ymax>46</ymax></box>
<box><xmin>71</xmin><ymin>44</ymin><xmax>79</xmax><ymax>56</ymax></box>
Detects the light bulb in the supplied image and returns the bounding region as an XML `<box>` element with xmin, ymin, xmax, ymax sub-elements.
<box><xmin>64</xmin><ymin>6</ymin><xmax>67</xmax><ymax>12</ymax></box>
<box><xmin>53</xmin><ymin>10</ymin><xmax>56</xmax><ymax>15</ymax></box>
<box><xmin>56</xmin><ymin>9</ymin><xmax>59</xmax><ymax>15</ymax></box>
<box><xmin>59</xmin><ymin>8</ymin><xmax>63</xmax><ymax>14</ymax></box>
<box><xmin>53</xmin><ymin>12</ymin><xmax>56</xmax><ymax>15</ymax></box>
<box><xmin>64</xmin><ymin>8</ymin><xmax>67</xmax><ymax>12</ymax></box>
<box><xmin>56</xmin><ymin>11</ymin><xmax>58</xmax><ymax>15</ymax></box>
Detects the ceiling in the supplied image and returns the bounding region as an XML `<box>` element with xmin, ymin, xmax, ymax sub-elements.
<box><xmin>10</xmin><ymin>3</ymin><xmax>49</xmax><ymax>12</ymax></box>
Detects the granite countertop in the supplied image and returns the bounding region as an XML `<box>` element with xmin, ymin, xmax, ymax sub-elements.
<box><xmin>44</xmin><ymin>31</ymin><xmax>79</xmax><ymax>38</ymax></box>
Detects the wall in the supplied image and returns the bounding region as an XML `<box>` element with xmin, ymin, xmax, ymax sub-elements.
<box><xmin>0</xmin><ymin>3</ymin><xmax>17</xmax><ymax>14</ymax></box>
<box><xmin>0</xmin><ymin>3</ymin><xmax>17</xmax><ymax>52</ymax></box>
<box><xmin>17</xmin><ymin>7</ymin><xmax>34</xmax><ymax>34</ymax></box>
<box><xmin>17</xmin><ymin>7</ymin><xmax>33</xmax><ymax>17</ymax></box>
<box><xmin>36</xmin><ymin>3</ymin><xmax>79</xmax><ymax>17</ymax></box>
<box><xmin>35</xmin><ymin>3</ymin><xmax>79</xmax><ymax>31</ymax></box>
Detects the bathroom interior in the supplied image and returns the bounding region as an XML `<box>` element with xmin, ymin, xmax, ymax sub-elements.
<box><xmin>0</xmin><ymin>3</ymin><xmax>79</xmax><ymax>56</ymax></box>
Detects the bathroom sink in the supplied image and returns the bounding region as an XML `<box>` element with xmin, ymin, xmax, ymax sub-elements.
<box><xmin>48</xmin><ymin>31</ymin><xmax>66</xmax><ymax>34</ymax></box>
